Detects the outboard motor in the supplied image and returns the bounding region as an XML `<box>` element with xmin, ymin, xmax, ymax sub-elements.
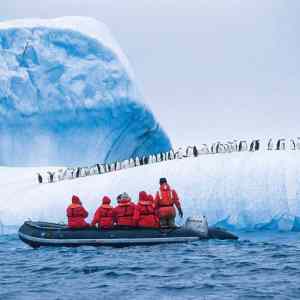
<box><xmin>185</xmin><ymin>216</ymin><xmax>208</xmax><ymax>238</ymax></box>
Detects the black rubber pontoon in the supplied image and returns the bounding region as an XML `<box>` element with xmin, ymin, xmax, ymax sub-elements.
<box><xmin>18</xmin><ymin>221</ymin><xmax>238</xmax><ymax>248</ymax></box>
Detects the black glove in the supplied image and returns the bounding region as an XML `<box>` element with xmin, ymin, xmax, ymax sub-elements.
<box><xmin>178</xmin><ymin>207</ymin><xmax>183</xmax><ymax>218</ymax></box>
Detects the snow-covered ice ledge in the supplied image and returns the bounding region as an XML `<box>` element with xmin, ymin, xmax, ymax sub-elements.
<box><xmin>1</xmin><ymin>150</ymin><xmax>300</xmax><ymax>232</ymax></box>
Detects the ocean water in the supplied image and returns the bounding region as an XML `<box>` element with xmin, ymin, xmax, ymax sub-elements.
<box><xmin>1</xmin><ymin>229</ymin><xmax>300</xmax><ymax>300</ymax></box>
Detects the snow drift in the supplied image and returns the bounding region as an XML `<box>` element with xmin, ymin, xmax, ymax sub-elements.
<box><xmin>0</xmin><ymin>17</ymin><xmax>171</xmax><ymax>166</ymax></box>
<box><xmin>1</xmin><ymin>150</ymin><xmax>300</xmax><ymax>231</ymax></box>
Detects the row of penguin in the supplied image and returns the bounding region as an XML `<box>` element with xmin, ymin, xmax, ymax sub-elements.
<box><xmin>37</xmin><ymin>137</ymin><xmax>300</xmax><ymax>184</ymax></box>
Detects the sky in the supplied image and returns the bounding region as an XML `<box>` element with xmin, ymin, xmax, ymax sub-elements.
<box><xmin>1</xmin><ymin>0</ymin><xmax>300</xmax><ymax>147</ymax></box>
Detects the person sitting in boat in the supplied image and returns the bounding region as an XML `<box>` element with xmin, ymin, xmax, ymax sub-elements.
<box><xmin>66</xmin><ymin>195</ymin><xmax>90</xmax><ymax>229</ymax></box>
<box><xmin>154</xmin><ymin>178</ymin><xmax>183</xmax><ymax>228</ymax></box>
<box><xmin>133</xmin><ymin>191</ymin><xmax>159</xmax><ymax>228</ymax></box>
<box><xmin>113</xmin><ymin>192</ymin><xmax>136</xmax><ymax>227</ymax></box>
<box><xmin>91</xmin><ymin>196</ymin><xmax>115</xmax><ymax>229</ymax></box>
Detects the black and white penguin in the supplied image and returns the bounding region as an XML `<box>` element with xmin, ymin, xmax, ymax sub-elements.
<box><xmin>129</xmin><ymin>158</ymin><xmax>135</xmax><ymax>168</ymax></box>
<box><xmin>267</xmin><ymin>139</ymin><xmax>274</xmax><ymax>151</ymax></box>
<box><xmin>168</xmin><ymin>150</ymin><xmax>175</xmax><ymax>160</ymax></box>
<box><xmin>37</xmin><ymin>173</ymin><xmax>43</xmax><ymax>184</ymax></box>
<box><xmin>135</xmin><ymin>157</ymin><xmax>140</xmax><ymax>166</ymax></box>
<box><xmin>232</xmin><ymin>140</ymin><xmax>238</xmax><ymax>152</ymax></box>
<box><xmin>276</xmin><ymin>138</ymin><xmax>286</xmax><ymax>151</ymax></box>
<box><xmin>192</xmin><ymin>146</ymin><xmax>198</xmax><ymax>157</ymax></box>
<box><xmin>249</xmin><ymin>140</ymin><xmax>260</xmax><ymax>152</ymax></box>
<box><xmin>47</xmin><ymin>171</ymin><xmax>55</xmax><ymax>183</ymax></box>
<box><xmin>115</xmin><ymin>161</ymin><xmax>121</xmax><ymax>171</ymax></box>
<box><xmin>75</xmin><ymin>168</ymin><xmax>81</xmax><ymax>178</ymax></box>
<box><xmin>297</xmin><ymin>137</ymin><xmax>300</xmax><ymax>150</ymax></box>
<box><xmin>185</xmin><ymin>146</ymin><xmax>194</xmax><ymax>157</ymax></box>
<box><xmin>96</xmin><ymin>164</ymin><xmax>101</xmax><ymax>174</ymax></box>
<box><xmin>238</xmin><ymin>140</ymin><xmax>247</xmax><ymax>152</ymax></box>
<box><xmin>290</xmin><ymin>139</ymin><xmax>296</xmax><ymax>150</ymax></box>
<box><xmin>143</xmin><ymin>156</ymin><xmax>149</xmax><ymax>165</ymax></box>
<box><xmin>121</xmin><ymin>160</ymin><xmax>130</xmax><ymax>169</ymax></box>
<box><xmin>156</xmin><ymin>153</ymin><xmax>161</xmax><ymax>162</ymax></box>
<box><xmin>175</xmin><ymin>148</ymin><xmax>184</xmax><ymax>159</ymax></box>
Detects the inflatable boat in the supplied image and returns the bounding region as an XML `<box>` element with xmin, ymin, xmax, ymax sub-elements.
<box><xmin>18</xmin><ymin>217</ymin><xmax>238</xmax><ymax>248</ymax></box>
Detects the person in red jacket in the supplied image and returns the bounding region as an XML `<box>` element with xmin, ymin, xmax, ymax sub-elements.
<box><xmin>113</xmin><ymin>193</ymin><xmax>136</xmax><ymax>227</ymax></box>
<box><xmin>66</xmin><ymin>195</ymin><xmax>90</xmax><ymax>229</ymax></box>
<box><xmin>133</xmin><ymin>191</ymin><xmax>159</xmax><ymax>228</ymax></box>
<box><xmin>91</xmin><ymin>196</ymin><xmax>115</xmax><ymax>229</ymax></box>
<box><xmin>154</xmin><ymin>178</ymin><xmax>183</xmax><ymax>228</ymax></box>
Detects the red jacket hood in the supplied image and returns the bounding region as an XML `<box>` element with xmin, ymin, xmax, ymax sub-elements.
<box><xmin>139</xmin><ymin>191</ymin><xmax>148</xmax><ymax>203</ymax></box>
<box><xmin>102</xmin><ymin>196</ymin><xmax>111</xmax><ymax>205</ymax></box>
<box><xmin>72</xmin><ymin>195</ymin><xmax>81</xmax><ymax>205</ymax></box>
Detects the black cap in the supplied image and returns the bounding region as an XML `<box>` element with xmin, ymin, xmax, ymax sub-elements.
<box><xmin>159</xmin><ymin>177</ymin><xmax>167</xmax><ymax>185</ymax></box>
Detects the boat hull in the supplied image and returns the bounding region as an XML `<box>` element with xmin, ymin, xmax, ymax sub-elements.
<box><xmin>18</xmin><ymin>221</ymin><xmax>238</xmax><ymax>248</ymax></box>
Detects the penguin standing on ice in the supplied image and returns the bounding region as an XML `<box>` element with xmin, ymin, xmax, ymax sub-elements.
<box><xmin>75</xmin><ymin>168</ymin><xmax>81</xmax><ymax>178</ymax></box>
<box><xmin>47</xmin><ymin>171</ymin><xmax>54</xmax><ymax>183</ymax></box>
<box><xmin>276</xmin><ymin>138</ymin><xmax>286</xmax><ymax>151</ymax></box>
<box><xmin>37</xmin><ymin>173</ymin><xmax>43</xmax><ymax>184</ymax></box>
<box><xmin>290</xmin><ymin>139</ymin><xmax>296</xmax><ymax>150</ymax></box>
<box><xmin>267</xmin><ymin>139</ymin><xmax>274</xmax><ymax>150</ymax></box>
<box><xmin>238</xmin><ymin>140</ymin><xmax>247</xmax><ymax>152</ymax></box>
<box><xmin>192</xmin><ymin>146</ymin><xmax>198</xmax><ymax>157</ymax></box>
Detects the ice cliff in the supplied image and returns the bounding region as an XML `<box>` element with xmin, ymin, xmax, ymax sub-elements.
<box><xmin>0</xmin><ymin>17</ymin><xmax>171</xmax><ymax>166</ymax></box>
<box><xmin>1</xmin><ymin>150</ymin><xmax>300</xmax><ymax>231</ymax></box>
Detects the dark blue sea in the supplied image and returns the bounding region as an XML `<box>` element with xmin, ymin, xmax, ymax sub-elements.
<box><xmin>1</xmin><ymin>228</ymin><xmax>300</xmax><ymax>300</ymax></box>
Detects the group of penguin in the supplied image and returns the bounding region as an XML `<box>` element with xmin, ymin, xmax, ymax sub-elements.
<box><xmin>37</xmin><ymin>137</ymin><xmax>300</xmax><ymax>184</ymax></box>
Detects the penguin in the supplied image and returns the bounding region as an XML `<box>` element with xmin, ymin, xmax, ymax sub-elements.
<box><xmin>139</xmin><ymin>157</ymin><xmax>144</xmax><ymax>165</ymax></box>
<box><xmin>297</xmin><ymin>137</ymin><xmax>300</xmax><ymax>150</ymax></box>
<box><xmin>232</xmin><ymin>140</ymin><xmax>238</xmax><ymax>152</ymax></box>
<box><xmin>144</xmin><ymin>156</ymin><xmax>149</xmax><ymax>165</ymax></box>
<box><xmin>129</xmin><ymin>158</ymin><xmax>135</xmax><ymax>168</ymax></box>
<box><xmin>290</xmin><ymin>139</ymin><xmax>296</xmax><ymax>151</ymax></box>
<box><xmin>215</xmin><ymin>142</ymin><xmax>221</xmax><ymax>153</ymax></box>
<box><xmin>121</xmin><ymin>160</ymin><xmax>129</xmax><ymax>169</ymax></box>
<box><xmin>156</xmin><ymin>153</ymin><xmax>161</xmax><ymax>162</ymax></box>
<box><xmin>238</xmin><ymin>140</ymin><xmax>247</xmax><ymax>152</ymax></box>
<box><xmin>175</xmin><ymin>148</ymin><xmax>184</xmax><ymax>159</ymax></box>
<box><xmin>226</xmin><ymin>142</ymin><xmax>233</xmax><ymax>153</ymax></box>
<box><xmin>99</xmin><ymin>164</ymin><xmax>105</xmax><ymax>173</ymax></box>
<box><xmin>76</xmin><ymin>168</ymin><xmax>81</xmax><ymax>178</ymax></box>
<box><xmin>110</xmin><ymin>162</ymin><xmax>116</xmax><ymax>172</ymax></box>
<box><xmin>267</xmin><ymin>139</ymin><xmax>274</xmax><ymax>151</ymax></box>
<box><xmin>168</xmin><ymin>150</ymin><xmax>175</xmax><ymax>160</ymax></box>
<box><xmin>193</xmin><ymin>146</ymin><xmax>198</xmax><ymax>157</ymax></box>
<box><xmin>199</xmin><ymin>144</ymin><xmax>209</xmax><ymax>154</ymax></box>
<box><xmin>150</xmin><ymin>155</ymin><xmax>157</xmax><ymax>163</ymax></box>
<box><xmin>115</xmin><ymin>161</ymin><xmax>121</xmax><ymax>170</ymax></box>
<box><xmin>255</xmin><ymin>140</ymin><xmax>260</xmax><ymax>151</ymax></box>
<box><xmin>37</xmin><ymin>173</ymin><xmax>43</xmax><ymax>184</ymax></box>
<box><xmin>96</xmin><ymin>164</ymin><xmax>101</xmax><ymax>174</ymax></box>
<box><xmin>186</xmin><ymin>146</ymin><xmax>194</xmax><ymax>157</ymax></box>
<box><xmin>47</xmin><ymin>171</ymin><xmax>54</xmax><ymax>183</ymax></box>
<box><xmin>276</xmin><ymin>138</ymin><xmax>286</xmax><ymax>151</ymax></box>
<box><xmin>161</xmin><ymin>152</ymin><xmax>166</xmax><ymax>161</ymax></box>
<box><xmin>135</xmin><ymin>157</ymin><xmax>140</xmax><ymax>166</ymax></box>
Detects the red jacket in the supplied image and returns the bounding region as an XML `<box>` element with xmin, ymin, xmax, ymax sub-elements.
<box><xmin>133</xmin><ymin>192</ymin><xmax>159</xmax><ymax>228</ymax></box>
<box><xmin>154</xmin><ymin>184</ymin><xmax>181</xmax><ymax>218</ymax></box>
<box><xmin>113</xmin><ymin>198</ymin><xmax>136</xmax><ymax>227</ymax></box>
<box><xmin>91</xmin><ymin>196</ymin><xmax>114</xmax><ymax>229</ymax></box>
<box><xmin>67</xmin><ymin>195</ymin><xmax>89</xmax><ymax>228</ymax></box>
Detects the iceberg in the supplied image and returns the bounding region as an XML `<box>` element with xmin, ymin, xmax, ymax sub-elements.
<box><xmin>0</xmin><ymin>17</ymin><xmax>171</xmax><ymax>166</ymax></box>
<box><xmin>1</xmin><ymin>150</ymin><xmax>300</xmax><ymax>232</ymax></box>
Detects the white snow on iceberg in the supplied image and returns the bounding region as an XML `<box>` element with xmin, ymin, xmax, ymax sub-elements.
<box><xmin>0</xmin><ymin>17</ymin><xmax>171</xmax><ymax>166</ymax></box>
<box><xmin>1</xmin><ymin>150</ymin><xmax>300</xmax><ymax>232</ymax></box>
